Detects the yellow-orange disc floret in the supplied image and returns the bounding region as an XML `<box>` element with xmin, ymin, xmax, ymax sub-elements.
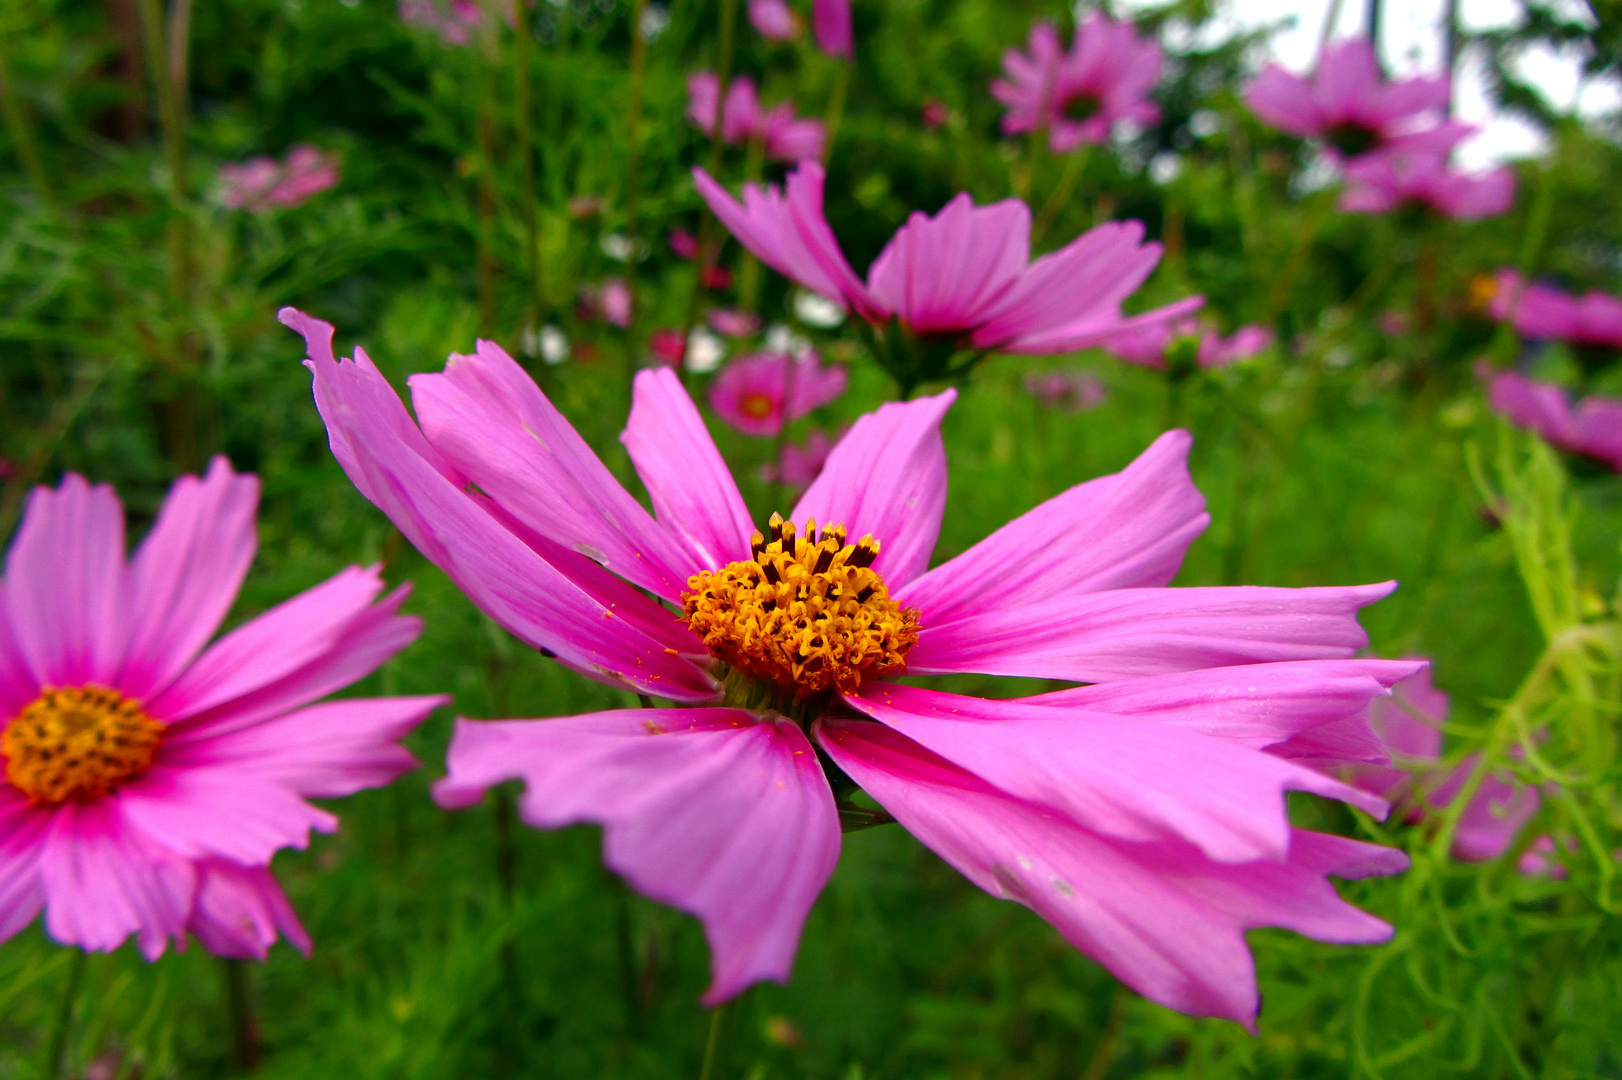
<box><xmin>3</xmin><ymin>685</ymin><xmax>164</xmax><ymax>805</ymax></box>
<box><xmin>682</xmin><ymin>514</ymin><xmax>921</xmax><ymax>698</ymax></box>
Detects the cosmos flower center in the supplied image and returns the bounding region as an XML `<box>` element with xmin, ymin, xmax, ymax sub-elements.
<box><xmin>741</xmin><ymin>393</ymin><xmax>776</xmax><ymax>419</ymax></box>
<box><xmin>2</xmin><ymin>685</ymin><xmax>164</xmax><ymax>805</ymax></box>
<box><xmin>1060</xmin><ymin>91</ymin><xmax>1102</xmax><ymax>124</ymax></box>
<box><xmin>1325</xmin><ymin>121</ymin><xmax>1380</xmax><ymax>158</ymax></box>
<box><xmin>680</xmin><ymin>514</ymin><xmax>921</xmax><ymax>699</ymax></box>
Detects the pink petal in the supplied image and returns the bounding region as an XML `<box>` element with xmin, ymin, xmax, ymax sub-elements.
<box><xmin>433</xmin><ymin>708</ymin><xmax>840</xmax><ymax>1003</ymax></box>
<box><xmin>908</xmin><ymin>582</ymin><xmax>1395</xmax><ymax>682</ymax></box>
<box><xmin>117</xmin><ymin>459</ymin><xmax>260</xmax><ymax>701</ymax></box>
<box><xmin>843</xmin><ymin>684</ymin><xmax>1386</xmax><ymax>863</ymax></box>
<box><xmin>865</xmin><ymin>195</ymin><xmax>1032</xmax><ymax>335</ymax></box>
<box><xmin>621</xmin><ymin>368</ymin><xmax>756</xmax><ymax>570</ymax></box>
<box><xmin>1029</xmin><ymin>658</ymin><xmax>1424</xmax><ymax>757</ymax></box>
<box><xmin>790</xmin><ymin>390</ymin><xmax>955</xmax><ymax>588</ymax></box>
<box><xmin>818</xmin><ymin>718</ymin><xmax>1397</xmax><ymax>1026</ymax></box>
<box><xmin>282</xmin><ymin>307</ymin><xmax>719</xmax><ymax>702</ymax></box>
<box><xmin>0</xmin><ymin>789</ymin><xmax>47</xmax><ymax>943</ymax></box>
<box><xmin>188</xmin><ymin>858</ymin><xmax>311</xmax><ymax>959</ymax></box>
<box><xmin>812</xmin><ymin>0</ymin><xmax>851</xmax><ymax>59</ymax></box>
<box><xmin>4</xmin><ymin>474</ymin><xmax>128</xmax><ymax>688</ymax></box>
<box><xmin>166</xmin><ymin>696</ymin><xmax>443</xmax><ymax>798</ymax></box>
<box><xmin>1244</xmin><ymin>66</ymin><xmax>1321</xmax><ymax>135</ymax></box>
<box><xmin>146</xmin><ymin>565</ymin><xmax>394</xmax><ymax>721</ymax></box>
<box><xmin>409</xmin><ymin>339</ymin><xmax>699</xmax><ymax>599</ymax></box>
<box><xmin>0</xmin><ymin>587</ymin><xmax>41</xmax><ymax>722</ymax></box>
<box><xmin>116</xmin><ymin>764</ymin><xmax>337</xmax><ymax>866</ymax></box>
<box><xmin>39</xmin><ymin>800</ymin><xmax>195</xmax><ymax>958</ymax></box>
<box><xmin>897</xmin><ymin>430</ymin><xmax>1207</xmax><ymax>623</ymax></box>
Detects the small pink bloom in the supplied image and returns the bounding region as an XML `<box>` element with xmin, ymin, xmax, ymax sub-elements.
<box><xmin>1490</xmin><ymin>269</ymin><xmax>1622</xmax><ymax>350</ymax></box>
<box><xmin>812</xmin><ymin>0</ymin><xmax>852</xmax><ymax>60</ymax></box>
<box><xmin>670</xmin><ymin>229</ymin><xmax>701</xmax><ymax>260</ymax></box>
<box><xmin>649</xmin><ymin>329</ymin><xmax>688</xmax><ymax>366</ymax></box>
<box><xmin>761</xmin><ymin>427</ymin><xmax>839</xmax><ymax>491</ymax></box>
<box><xmin>1377</xmin><ymin>309</ymin><xmax>1409</xmax><ymax>336</ymax></box>
<box><xmin>1515</xmin><ymin>835</ymin><xmax>1569</xmax><ymax>879</ymax></box>
<box><xmin>1485</xmin><ymin>370</ymin><xmax>1622</xmax><ymax>472</ymax></box>
<box><xmin>749</xmin><ymin>0</ymin><xmax>799</xmax><ymax>41</ymax></box>
<box><xmin>688</xmin><ymin>73</ymin><xmax>826</xmax><ymax>162</ymax></box>
<box><xmin>921</xmin><ymin>100</ymin><xmax>951</xmax><ymax>130</ymax></box>
<box><xmin>289</xmin><ymin>306</ymin><xmax>1409</xmax><ymax>1023</ymax></box>
<box><xmin>599</xmin><ymin>278</ymin><xmax>633</xmax><ymax>328</ymax></box>
<box><xmin>1023</xmin><ymin>369</ymin><xmax>1108</xmax><ymax>411</ymax></box>
<box><xmin>1339</xmin><ymin>134</ymin><xmax>1515</xmax><ymax>221</ymax></box>
<box><xmin>1198</xmin><ymin>325</ymin><xmax>1274</xmax><ymax>369</ymax></box>
<box><xmin>992</xmin><ymin>15</ymin><xmax>1163</xmax><ymax>153</ymax></box>
<box><xmin>399</xmin><ymin>0</ymin><xmax>482</xmax><ymax>45</ymax></box>
<box><xmin>1244</xmin><ymin>40</ymin><xmax>1450</xmax><ymax>159</ymax></box>
<box><xmin>709</xmin><ymin>352</ymin><xmax>848</xmax><ymax>437</ymax></box>
<box><xmin>219</xmin><ymin>145</ymin><xmax>340</xmax><ymax>213</ymax></box>
<box><xmin>708</xmin><ymin>309</ymin><xmax>762</xmax><ymax>338</ymax></box>
<box><xmin>695</xmin><ymin>162</ymin><xmax>1200</xmax><ymax>355</ymax></box>
<box><xmin>0</xmin><ymin>458</ymin><xmax>442</xmax><ymax>959</ymax></box>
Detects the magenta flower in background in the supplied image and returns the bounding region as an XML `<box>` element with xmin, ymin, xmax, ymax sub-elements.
<box><xmin>695</xmin><ymin>162</ymin><xmax>1200</xmax><ymax>355</ymax></box>
<box><xmin>708</xmin><ymin>351</ymin><xmax>848</xmax><ymax>437</ymax></box>
<box><xmin>1023</xmin><ymin>369</ymin><xmax>1108</xmax><ymax>412</ymax></box>
<box><xmin>761</xmin><ymin>427</ymin><xmax>839</xmax><ymax>491</ymax></box>
<box><xmin>1485</xmin><ymin>370</ymin><xmax>1622</xmax><ymax>472</ymax></box>
<box><xmin>749</xmin><ymin>0</ymin><xmax>799</xmax><ymax>41</ymax></box>
<box><xmin>219</xmin><ymin>145</ymin><xmax>340</xmax><ymax>212</ymax></box>
<box><xmin>687</xmin><ymin>73</ymin><xmax>826</xmax><ymax>162</ymax></box>
<box><xmin>992</xmin><ymin>15</ymin><xmax>1163</xmax><ymax>153</ymax></box>
<box><xmin>669</xmin><ymin>229</ymin><xmax>701</xmax><ymax>260</ymax></box>
<box><xmin>398</xmin><ymin>0</ymin><xmax>482</xmax><ymax>44</ymax></box>
<box><xmin>1244</xmin><ymin>39</ymin><xmax>1450</xmax><ymax>159</ymax></box>
<box><xmin>287</xmin><ymin>305</ymin><xmax>1414</xmax><ymax>1023</ymax></box>
<box><xmin>1339</xmin><ymin>663</ymin><xmax>1541</xmax><ymax>863</ymax></box>
<box><xmin>598</xmin><ymin>278</ymin><xmax>633</xmax><ymax>328</ymax></box>
<box><xmin>1101</xmin><ymin>318</ymin><xmax>1268</xmax><ymax>371</ymax></box>
<box><xmin>1339</xmin><ymin>136</ymin><xmax>1515</xmax><ymax>221</ymax></box>
<box><xmin>813</xmin><ymin>0</ymin><xmax>852</xmax><ymax>60</ymax></box>
<box><xmin>1199</xmin><ymin>324</ymin><xmax>1275</xmax><ymax>369</ymax></box>
<box><xmin>0</xmin><ymin>458</ymin><xmax>442</xmax><ymax>960</ymax></box>
<box><xmin>649</xmin><ymin>329</ymin><xmax>688</xmax><ymax>366</ymax></box>
<box><xmin>921</xmin><ymin>100</ymin><xmax>951</xmax><ymax>130</ymax></box>
<box><xmin>1489</xmin><ymin>269</ymin><xmax>1622</xmax><ymax>350</ymax></box>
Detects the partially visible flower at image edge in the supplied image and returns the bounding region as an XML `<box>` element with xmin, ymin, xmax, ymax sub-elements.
<box><xmin>1483</xmin><ymin>368</ymin><xmax>1622</xmax><ymax>473</ymax></box>
<box><xmin>0</xmin><ymin>458</ymin><xmax>444</xmax><ymax>960</ymax></box>
<box><xmin>286</xmin><ymin>305</ymin><xmax>1418</xmax><ymax>1026</ymax></box>
<box><xmin>992</xmin><ymin>15</ymin><xmax>1163</xmax><ymax>153</ymax></box>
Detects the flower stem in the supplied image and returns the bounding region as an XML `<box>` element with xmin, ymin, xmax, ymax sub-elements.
<box><xmin>623</xmin><ymin>0</ymin><xmax>651</xmax><ymax>374</ymax></box>
<box><xmin>42</xmin><ymin>949</ymin><xmax>86</xmax><ymax>1080</ymax></box>
<box><xmin>221</xmin><ymin>957</ymin><xmax>260</xmax><ymax>1073</ymax></box>
<box><xmin>697</xmin><ymin>998</ymin><xmax>734</xmax><ymax>1080</ymax></box>
<box><xmin>822</xmin><ymin>59</ymin><xmax>849</xmax><ymax>153</ymax></box>
<box><xmin>512</xmin><ymin>0</ymin><xmax>543</xmax><ymax>321</ymax></box>
<box><xmin>1030</xmin><ymin>147</ymin><xmax>1087</xmax><ymax>247</ymax></box>
<box><xmin>676</xmin><ymin>0</ymin><xmax>739</xmax><ymax>383</ymax></box>
<box><xmin>0</xmin><ymin>40</ymin><xmax>55</xmax><ymax>209</ymax></box>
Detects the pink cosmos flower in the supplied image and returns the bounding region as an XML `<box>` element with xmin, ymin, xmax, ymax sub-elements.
<box><xmin>694</xmin><ymin>162</ymin><xmax>1200</xmax><ymax>356</ymax></box>
<box><xmin>761</xmin><ymin>428</ymin><xmax>839</xmax><ymax>491</ymax></box>
<box><xmin>219</xmin><ymin>145</ymin><xmax>340</xmax><ymax>213</ymax></box>
<box><xmin>649</xmin><ymin>329</ymin><xmax>688</xmax><ymax>367</ymax></box>
<box><xmin>670</xmin><ymin>229</ymin><xmax>701</xmax><ymax>260</ymax></box>
<box><xmin>708</xmin><ymin>309</ymin><xmax>762</xmax><ymax>338</ymax></box>
<box><xmin>287</xmin><ymin>305</ymin><xmax>1414</xmax><ymax>1024</ymax></box>
<box><xmin>1200</xmin><ymin>325</ymin><xmax>1274</xmax><ymax>369</ymax></box>
<box><xmin>992</xmin><ymin>15</ymin><xmax>1163</xmax><ymax>153</ymax></box>
<box><xmin>921</xmin><ymin>100</ymin><xmax>950</xmax><ymax>130</ymax></box>
<box><xmin>1485</xmin><ymin>370</ymin><xmax>1622</xmax><ymax>472</ymax></box>
<box><xmin>749</xmin><ymin>0</ymin><xmax>799</xmax><ymax>41</ymax></box>
<box><xmin>1340</xmin><ymin>138</ymin><xmax>1515</xmax><ymax>221</ymax></box>
<box><xmin>1489</xmin><ymin>269</ymin><xmax>1622</xmax><ymax>350</ymax></box>
<box><xmin>1340</xmin><ymin>663</ymin><xmax>1539</xmax><ymax>862</ymax></box>
<box><xmin>812</xmin><ymin>0</ymin><xmax>852</xmax><ymax>60</ymax></box>
<box><xmin>1102</xmin><ymin>318</ymin><xmax>1268</xmax><ymax>371</ymax></box>
<box><xmin>399</xmin><ymin>0</ymin><xmax>482</xmax><ymax>44</ymax></box>
<box><xmin>1244</xmin><ymin>40</ymin><xmax>1450</xmax><ymax>159</ymax></box>
<box><xmin>599</xmin><ymin>278</ymin><xmax>633</xmax><ymax>328</ymax></box>
<box><xmin>708</xmin><ymin>351</ymin><xmax>848</xmax><ymax>437</ymax></box>
<box><xmin>1023</xmin><ymin>369</ymin><xmax>1108</xmax><ymax>412</ymax></box>
<box><xmin>0</xmin><ymin>458</ymin><xmax>442</xmax><ymax>960</ymax></box>
<box><xmin>687</xmin><ymin>73</ymin><xmax>826</xmax><ymax>162</ymax></box>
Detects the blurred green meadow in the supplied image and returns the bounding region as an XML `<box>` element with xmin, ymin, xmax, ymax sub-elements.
<box><xmin>3</xmin><ymin>0</ymin><xmax>1622</xmax><ymax>1075</ymax></box>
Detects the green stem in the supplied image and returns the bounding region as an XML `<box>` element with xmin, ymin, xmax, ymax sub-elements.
<box><xmin>512</xmin><ymin>0</ymin><xmax>542</xmax><ymax>319</ymax></box>
<box><xmin>1031</xmin><ymin>147</ymin><xmax>1086</xmax><ymax>246</ymax></box>
<box><xmin>475</xmin><ymin>34</ymin><xmax>498</xmax><ymax>338</ymax></box>
<box><xmin>822</xmin><ymin>60</ymin><xmax>849</xmax><ymax>154</ymax></box>
<box><xmin>134</xmin><ymin>0</ymin><xmax>190</xmax><ymax>289</ymax></box>
<box><xmin>1261</xmin><ymin>188</ymin><xmax>1334</xmax><ymax>325</ymax></box>
<box><xmin>677</xmin><ymin>0</ymin><xmax>739</xmax><ymax>383</ymax></box>
<box><xmin>42</xmin><ymin>950</ymin><xmax>86</xmax><ymax>1080</ymax></box>
<box><xmin>222</xmin><ymin>958</ymin><xmax>260</xmax><ymax>1073</ymax></box>
<box><xmin>0</xmin><ymin>41</ymin><xmax>55</xmax><ymax>208</ymax></box>
<box><xmin>697</xmin><ymin>998</ymin><xmax>733</xmax><ymax>1080</ymax></box>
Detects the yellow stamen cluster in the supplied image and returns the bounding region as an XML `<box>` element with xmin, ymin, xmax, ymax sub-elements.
<box><xmin>3</xmin><ymin>685</ymin><xmax>164</xmax><ymax>805</ymax></box>
<box><xmin>682</xmin><ymin>514</ymin><xmax>921</xmax><ymax>698</ymax></box>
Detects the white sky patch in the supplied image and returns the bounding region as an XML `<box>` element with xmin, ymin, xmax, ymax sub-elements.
<box><xmin>1116</xmin><ymin>0</ymin><xmax>1621</xmax><ymax>167</ymax></box>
